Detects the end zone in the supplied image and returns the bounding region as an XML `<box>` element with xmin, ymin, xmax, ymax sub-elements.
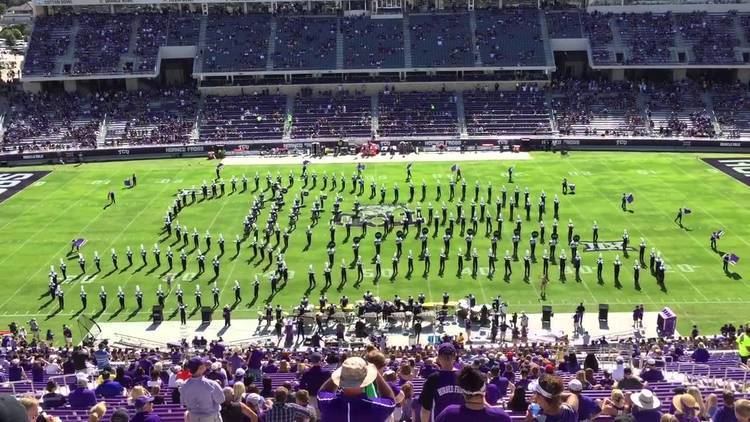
<box><xmin>702</xmin><ymin>158</ymin><xmax>750</xmax><ymax>187</ymax></box>
<box><xmin>0</xmin><ymin>171</ymin><xmax>50</xmax><ymax>204</ymax></box>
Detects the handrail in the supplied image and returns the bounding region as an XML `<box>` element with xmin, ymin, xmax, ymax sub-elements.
<box><xmin>0</xmin><ymin>379</ymin><xmax>35</xmax><ymax>396</ymax></box>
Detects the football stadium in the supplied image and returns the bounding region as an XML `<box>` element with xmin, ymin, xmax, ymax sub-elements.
<box><xmin>1</xmin><ymin>0</ymin><xmax>750</xmax><ymax>420</ymax></box>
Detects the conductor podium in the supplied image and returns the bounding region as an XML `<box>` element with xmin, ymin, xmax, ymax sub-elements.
<box><xmin>151</xmin><ymin>306</ymin><xmax>163</xmax><ymax>323</ymax></box>
<box><xmin>657</xmin><ymin>307</ymin><xmax>677</xmax><ymax>337</ymax></box>
<box><xmin>542</xmin><ymin>306</ymin><xmax>553</xmax><ymax>329</ymax></box>
<box><xmin>201</xmin><ymin>307</ymin><xmax>213</xmax><ymax>324</ymax></box>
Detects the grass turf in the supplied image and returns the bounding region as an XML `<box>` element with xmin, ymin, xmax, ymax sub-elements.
<box><xmin>0</xmin><ymin>152</ymin><xmax>748</xmax><ymax>340</ymax></box>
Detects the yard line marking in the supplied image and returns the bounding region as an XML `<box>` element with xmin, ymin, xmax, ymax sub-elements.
<box><xmin>672</xmin><ymin>160</ymin><xmax>750</xmax><ymax>249</ymax></box>
<box><xmin>0</xmin><ymin>168</ymin><xmax>162</xmax><ymax>311</ymax></box>
<box><xmin>587</xmin><ymin>158</ymin><xmax>710</xmax><ymax>302</ymax></box>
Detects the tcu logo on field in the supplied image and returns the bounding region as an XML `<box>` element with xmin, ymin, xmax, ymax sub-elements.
<box><xmin>581</xmin><ymin>241</ymin><xmax>635</xmax><ymax>252</ymax></box>
<box><xmin>0</xmin><ymin>172</ymin><xmax>50</xmax><ymax>204</ymax></box>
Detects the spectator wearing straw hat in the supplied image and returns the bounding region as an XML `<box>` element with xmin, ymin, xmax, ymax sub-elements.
<box><xmin>630</xmin><ymin>389</ymin><xmax>661</xmax><ymax>422</ymax></box>
<box><xmin>317</xmin><ymin>356</ymin><xmax>396</xmax><ymax>422</ymax></box>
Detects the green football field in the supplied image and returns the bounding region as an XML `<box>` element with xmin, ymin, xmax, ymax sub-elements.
<box><xmin>0</xmin><ymin>152</ymin><xmax>748</xmax><ymax>340</ymax></box>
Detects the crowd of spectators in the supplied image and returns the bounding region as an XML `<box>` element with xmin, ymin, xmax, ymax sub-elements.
<box><xmin>0</xmin><ymin>320</ymin><xmax>749</xmax><ymax>422</ymax></box>
<box><xmin>377</xmin><ymin>89</ymin><xmax>459</xmax><ymax>137</ymax></box>
<box><xmin>291</xmin><ymin>89</ymin><xmax>373</xmax><ymax>139</ymax></box>
<box><xmin>550</xmin><ymin>79</ymin><xmax>647</xmax><ymax>137</ymax></box>
<box><xmin>676</xmin><ymin>12</ymin><xmax>739</xmax><ymax>65</ymax></box>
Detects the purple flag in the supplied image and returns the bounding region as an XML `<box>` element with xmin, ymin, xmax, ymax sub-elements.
<box><xmin>627</xmin><ymin>193</ymin><xmax>634</xmax><ymax>204</ymax></box>
<box><xmin>729</xmin><ymin>254</ymin><xmax>740</xmax><ymax>265</ymax></box>
<box><xmin>72</xmin><ymin>238</ymin><xmax>86</xmax><ymax>249</ymax></box>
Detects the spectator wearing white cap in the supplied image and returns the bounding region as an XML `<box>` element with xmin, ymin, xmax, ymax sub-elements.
<box><xmin>640</xmin><ymin>359</ymin><xmax>664</xmax><ymax>383</ymax></box>
<box><xmin>630</xmin><ymin>389</ymin><xmax>662</xmax><ymax>422</ymax></box>
<box><xmin>568</xmin><ymin>379</ymin><xmax>601</xmax><ymax>422</ymax></box>
<box><xmin>68</xmin><ymin>376</ymin><xmax>97</xmax><ymax>409</ymax></box>
<box><xmin>612</xmin><ymin>357</ymin><xmax>626</xmax><ymax>382</ymax></box>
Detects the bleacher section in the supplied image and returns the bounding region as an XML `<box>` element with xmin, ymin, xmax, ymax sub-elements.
<box><xmin>202</xmin><ymin>14</ymin><xmax>270</xmax><ymax>73</ymax></box>
<box><xmin>378</xmin><ymin>92</ymin><xmax>459</xmax><ymax>137</ymax></box>
<box><xmin>552</xmin><ymin>80</ymin><xmax>646</xmax><ymax>137</ymax></box>
<box><xmin>291</xmin><ymin>93</ymin><xmax>373</xmax><ymax>139</ymax></box>
<box><xmin>199</xmin><ymin>95</ymin><xmax>286</xmax><ymax>142</ymax></box>
<box><xmin>273</xmin><ymin>16</ymin><xmax>338</xmax><ymax>70</ymax></box>
<box><xmin>474</xmin><ymin>9</ymin><xmax>546</xmax><ymax>67</ymax></box>
<box><xmin>408</xmin><ymin>14</ymin><xmax>474</xmax><ymax>68</ymax></box>
<box><xmin>24</xmin><ymin>10</ymin><xmax>750</xmax><ymax>79</ymax></box>
<box><xmin>463</xmin><ymin>88</ymin><xmax>552</xmax><ymax>136</ymax></box>
<box><xmin>341</xmin><ymin>16</ymin><xmax>405</xmax><ymax>69</ymax></box>
<box><xmin>22</xmin><ymin>14</ymin><xmax>75</xmax><ymax>77</ymax></box>
<box><xmin>545</xmin><ymin>10</ymin><xmax>584</xmax><ymax>38</ymax></box>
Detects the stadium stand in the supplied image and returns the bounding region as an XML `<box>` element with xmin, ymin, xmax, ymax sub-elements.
<box><xmin>474</xmin><ymin>9</ymin><xmax>547</xmax><ymax>67</ymax></box>
<box><xmin>273</xmin><ymin>16</ymin><xmax>338</xmax><ymax>70</ymax></box>
<box><xmin>463</xmin><ymin>86</ymin><xmax>552</xmax><ymax>136</ymax></box>
<box><xmin>291</xmin><ymin>90</ymin><xmax>373</xmax><ymax>139</ymax></box>
<box><xmin>202</xmin><ymin>14</ymin><xmax>271</xmax><ymax>73</ymax></box>
<box><xmin>408</xmin><ymin>13</ymin><xmax>474</xmax><ymax>68</ymax></box>
<box><xmin>341</xmin><ymin>16</ymin><xmax>405</xmax><ymax>69</ymax></box>
<box><xmin>199</xmin><ymin>94</ymin><xmax>287</xmax><ymax>142</ymax></box>
<box><xmin>377</xmin><ymin>91</ymin><xmax>459</xmax><ymax>137</ymax></box>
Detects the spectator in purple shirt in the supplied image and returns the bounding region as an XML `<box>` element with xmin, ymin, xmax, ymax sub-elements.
<box><xmin>69</xmin><ymin>377</ymin><xmax>98</xmax><ymax>409</ymax></box>
<box><xmin>630</xmin><ymin>389</ymin><xmax>663</xmax><ymax>422</ymax></box>
<box><xmin>713</xmin><ymin>391</ymin><xmax>736</xmax><ymax>422</ymax></box>
<box><xmin>692</xmin><ymin>343</ymin><xmax>710</xmax><ymax>363</ymax></box>
<box><xmin>568</xmin><ymin>379</ymin><xmax>601</xmax><ymax>421</ymax></box>
<box><xmin>420</xmin><ymin>343</ymin><xmax>464</xmax><ymax>422</ymax></box>
<box><xmin>131</xmin><ymin>396</ymin><xmax>162</xmax><ymax>422</ymax></box>
<box><xmin>299</xmin><ymin>352</ymin><xmax>331</xmax><ymax>396</ymax></box>
<box><xmin>95</xmin><ymin>371</ymin><xmax>125</xmax><ymax>398</ymax></box>
<box><xmin>41</xmin><ymin>380</ymin><xmax>66</xmax><ymax>409</ymax></box>
<box><xmin>436</xmin><ymin>366</ymin><xmax>511</xmax><ymax>422</ymax></box>
<box><xmin>317</xmin><ymin>356</ymin><xmax>396</xmax><ymax>422</ymax></box>
<box><xmin>489</xmin><ymin>366</ymin><xmax>511</xmax><ymax>400</ymax></box>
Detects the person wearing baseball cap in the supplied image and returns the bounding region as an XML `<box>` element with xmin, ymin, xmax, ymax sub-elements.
<box><xmin>420</xmin><ymin>343</ymin><xmax>464</xmax><ymax>422</ymax></box>
<box><xmin>317</xmin><ymin>356</ymin><xmax>396</xmax><ymax>422</ymax></box>
<box><xmin>568</xmin><ymin>379</ymin><xmax>601</xmax><ymax>422</ymax></box>
<box><xmin>180</xmin><ymin>356</ymin><xmax>225</xmax><ymax>422</ymax></box>
<box><xmin>300</xmin><ymin>352</ymin><xmax>331</xmax><ymax>398</ymax></box>
<box><xmin>131</xmin><ymin>396</ymin><xmax>161</xmax><ymax>422</ymax></box>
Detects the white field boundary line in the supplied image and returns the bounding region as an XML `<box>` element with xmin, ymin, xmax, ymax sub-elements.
<box><xmin>222</xmin><ymin>151</ymin><xmax>533</xmax><ymax>167</ymax></box>
<box><xmin>7</xmin><ymin>298</ymin><xmax>749</xmax><ymax>319</ymax></box>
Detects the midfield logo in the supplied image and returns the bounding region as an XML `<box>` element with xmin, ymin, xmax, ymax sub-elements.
<box><xmin>335</xmin><ymin>204</ymin><xmax>413</xmax><ymax>227</ymax></box>
<box><xmin>581</xmin><ymin>241</ymin><xmax>635</xmax><ymax>252</ymax></box>
<box><xmin>0</xmin><ymin>172</ymin><xmax>50</xmax><ymax>204</ymax></box>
